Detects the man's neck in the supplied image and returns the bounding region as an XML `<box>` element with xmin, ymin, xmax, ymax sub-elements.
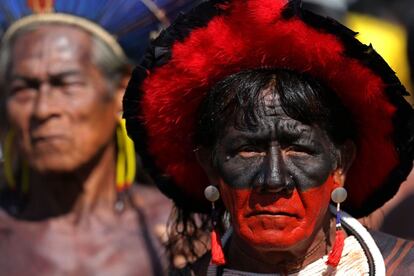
<box><xmin>18</xmin><ymin>141</ymin><xmax>117</xmax><ymax>222</ymax></box>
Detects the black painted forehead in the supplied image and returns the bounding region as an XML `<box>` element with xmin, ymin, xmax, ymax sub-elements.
<box><xmin>262</xmin><ymin>88</ymin><xmax>284</xmax><ymax>117</ymax></box>
<box><xmin>226</xmin><ymin>90</ymin><xmax>317</xmax><ymax>139</ymax></box>
<box><xmin>196</xmin><ymin>69</ymin><xmax>356</xmax><ymax>149</ymax></box>
<box><xmin>227</xmin><ymin>88</ymin><xmax>281</xmax><ymax>127</ymax></box>
<box><xmin>226</xmin><ymin>86</ymin><xmax>282</xmax><ymax>132</ymax></box>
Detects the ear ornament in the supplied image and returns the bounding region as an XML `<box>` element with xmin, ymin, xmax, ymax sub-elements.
<box><xmin>204</xmin><ymin>185</ymin><xmax>226</xmax><ymax>265</ymax></box>
<box><xmin>326</xmin><ymin>187</ymin><xmax>348</xmax><ymax>267</ymax></box>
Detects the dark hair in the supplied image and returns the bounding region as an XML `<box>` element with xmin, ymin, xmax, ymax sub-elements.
<box><xmin>195</xmin><ymin>68</ymin><xmax>356</xmax><ymax>150</ymax></box>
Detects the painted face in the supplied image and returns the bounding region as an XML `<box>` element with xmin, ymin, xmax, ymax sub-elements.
<box><xmin>213</xmin><ymin>91</ymin><xmax>340</xmax><ymax>251</ymax></box>
<box><xmin>5</xmin><ymin>25</ymin><xmax>120</xmax><ymax>173</ymax></box>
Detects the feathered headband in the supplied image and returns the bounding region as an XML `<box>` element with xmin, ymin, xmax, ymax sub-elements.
<box><xmin>0</xmin><ymin>0</ymin><xmax>200</xmax><ymax>62</ymax></box>
<box><xmin>124</xmin><ymin>0</ymin><xmax>414</xmax><ymax>217</ymax></box>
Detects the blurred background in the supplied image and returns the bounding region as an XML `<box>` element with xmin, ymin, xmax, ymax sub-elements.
<box><xmin>304</xmin><ymin>0</ymin><xmax>414</xmax><ymax>106</ymax></box>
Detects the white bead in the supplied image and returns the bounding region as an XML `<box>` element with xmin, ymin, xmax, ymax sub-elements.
<box><xmin>331</xmin><ymin>187</ymin><xmax>347</xmax><ymax>203</ymax></box>
<box><xmin>204</xmin><ymin>185</ymin><xmax>220</xmax><ymax>202</ymax></box>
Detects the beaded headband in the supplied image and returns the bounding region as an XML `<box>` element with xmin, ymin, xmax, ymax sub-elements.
<box><xmin>2</xmin><ymin>13</ymin><xmax>126</xmax><ymax>61</ymax></box>
<box><xmin>0</xmin><ymin>0</ymin><xmax>201</xmax><ymax>62</ymax></box>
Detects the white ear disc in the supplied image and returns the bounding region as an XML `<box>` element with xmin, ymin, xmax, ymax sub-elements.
<box><xmin>331</xmin><ymin>187</ymin><xmax>347</xmax><ymax>204</ymax></box>
<box><xmin>204</xmin><ymin>185</ymin><xmax>220</xmax><ymax>202</ymax></box>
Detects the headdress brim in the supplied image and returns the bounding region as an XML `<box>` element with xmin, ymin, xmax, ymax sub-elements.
<box><xmin>124</xmin><ymin>0</ymin><xmax>414</xmax><ymax>217</ymax></box>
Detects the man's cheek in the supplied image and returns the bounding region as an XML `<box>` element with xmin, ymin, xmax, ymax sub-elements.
<box><xmin>290</xmin><ymin>152</ymin><xmax>338</xmax><ymax>184</ymax></box>
<box><xmin>218</xmin><ymin>181</ymin><xmax>252</xmax><ymax>219</ymax></box>
<box><xmin>220</xmin><ymin>161</ymin><xmax>260</xmax><ymax>189</ymax></box>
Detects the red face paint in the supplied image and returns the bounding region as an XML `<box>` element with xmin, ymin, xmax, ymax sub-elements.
<box><xmin>210</xmin><ymin>91</ymin><xmax>343</xmax><ymax>251</ymax></box>
<box><xmin>219</xmin><ymin>175</ymin><xmax>337</xmax><ymax>250</ymax></box>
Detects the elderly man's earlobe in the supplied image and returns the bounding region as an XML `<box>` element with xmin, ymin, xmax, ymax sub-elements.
<box><xmin>334</xmin><ymin>141</ymin><xmax>356</xmax><ymax>186</ymax></box>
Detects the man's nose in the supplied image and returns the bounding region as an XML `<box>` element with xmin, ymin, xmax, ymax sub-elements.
<box><xmin>262</xmin><ymin>145</ymin><xmax>289</xmax><ymax>193</ymax></box>
<box><xmin>32</xmin><ymin>83</ymin><xmax>58</xmax><ymax>121</ymax></box>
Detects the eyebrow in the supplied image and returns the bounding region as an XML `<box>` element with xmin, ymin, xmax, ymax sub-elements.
<box><xmin>10</xmin><ymin>74</ymin><xmax>37</xmax><ymax>83</ymax></box>
<box><xmin>8</xmin><ymin>75</ymin><xmax>40</xmax><ymax>92</ymax></box>
<box><xmin>10</xmin><ymin>70</ymin><xmax>82</xmax><ymax>82</ymax></box>
<box><xmin>223</xmin><ymin>122</ymin><xmax>314</xmax><ymax>143</ymax></box>
<box><xmin>49</xmin><ymin>70</ymin><xmax>83</xmax><ymax>79</ymax></box>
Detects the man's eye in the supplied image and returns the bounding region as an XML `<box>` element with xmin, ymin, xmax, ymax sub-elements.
<box><xmin>10</xmin><ymin>82</ymin><xmax>32</xmax><ymax>93</ymax></box>
<box><xmin>286</xmin><ymin>145</ymin><xmax>315</xmax><ymax>155</ymax></box>
<box><xmin>237</xmin><ymin>148</ymin><xmax>266</xmax><ymax>159</ymax></box>
<box><xmin>63</xmin><ymin>80</ymin><xmax>85</xmax><ymax>86</ymax></box>
<box><xmin>9</xmin><ymin>88</ymin><xmax>35</xmax><ymax>103</ymax></box>
<box><xmin>10</xmin><ymin>86</ymin><xmax>25</xmax><ymax>94</ymax></box>
<box><xmin>50</xmin><ymin>77</ymin><xmax>85</xmax><ymax>88</ymax></box>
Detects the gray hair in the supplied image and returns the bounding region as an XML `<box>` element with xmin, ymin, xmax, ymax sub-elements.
<box><xmin>90</xmin><ymin>34</ymin><xmax>130</xmax><ymax>93</ymax></box>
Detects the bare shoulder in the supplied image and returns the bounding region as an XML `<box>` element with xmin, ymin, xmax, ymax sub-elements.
<box><xmin>129</xmin><ymin>184</ymin><xmax>173</xmax><ymax>223</ymax></box>
<box><xmin>362</xmin><ymin>167</ymin><xmax>414</xmax><ymax>239</ymax></box>
<box><xmin>130</xmin><ymin>183</ymin><xmax>172</xmax><ymax>204</ymax></box>
<box><xmin>0</xmin><ymin>208</ymin><xmax>44</xmax><ymax>239</ymax></box>
<box><xmin>128</xmin><ymin>184</ymin><xmax>173</xmax><ymax>243</ymax></box>
<box><xmin>0</xmin><ymin>208</ymin><xmax>17</xmax><ymax>237</ymax></box>
<box><xmin>370</xmin><ymin>230</ymin><xmax>414</xmax><ymax>274</ymax></box>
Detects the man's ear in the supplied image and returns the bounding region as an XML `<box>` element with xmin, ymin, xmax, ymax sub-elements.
<box><xmin>114</xmin><ymin>68</ymin><xmax>132</xmax><ymax>114</ymax></box>
<box><xmin>195</xmin><ymin>146</ymin><xmax>220</xmax><ymax>186</ymax></box>
<box><xmin>333</xmin><ymin>140</ymin><xmax>356</xmax><ymax>187</ymax></box>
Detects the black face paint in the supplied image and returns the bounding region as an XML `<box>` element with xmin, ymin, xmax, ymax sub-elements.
<box><xmin>213</xmin><ymin>93</ymin><xmax>338</xmax><ymax>191</ymax></box>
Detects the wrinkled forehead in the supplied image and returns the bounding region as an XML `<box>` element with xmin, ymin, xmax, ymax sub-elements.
<box><xmin>230</xmin><ymin>92</ymin><xmax>312</xmax><ymax>134</ymax></box>
<box><xmin>230</xmin><ymin>88</ymin><xmax>289</xmax><ymax>127</ymax></box>
<box><xmin>10</xmin><ymin>24</ymin><xmax>92</xmax><ymax>67</ymax></box>
<box><xmin>261</xmin><ymin>88</ymin><xmax>285</xmax><ymax>117</ymax></box>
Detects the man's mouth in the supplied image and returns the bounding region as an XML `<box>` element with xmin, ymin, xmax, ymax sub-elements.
<box><xmin>246</xmin><ymin>209</ymin><xmax>299</xmax><ymax>218</ymax></box>
<box><xmin>31</xmin><ymin>135</ymin><xmax>67</xmax><ymax>144</ymax></box>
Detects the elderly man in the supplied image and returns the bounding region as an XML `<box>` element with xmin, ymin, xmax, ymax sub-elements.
<box><xmin>0</xmin><ymin>0</ymin><xmax>197</xmax><ymax>275</ymax></box>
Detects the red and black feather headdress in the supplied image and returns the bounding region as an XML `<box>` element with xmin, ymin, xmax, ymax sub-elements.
<box><xmin>123</xmin><ymin>0</ymin><xmax>414</xmax><ymax>217</ymax></box>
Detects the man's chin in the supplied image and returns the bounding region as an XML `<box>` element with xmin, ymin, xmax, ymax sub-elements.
<box><xmin>239</xmin><ymin>228</ymin><xmax>307</xmax><ymax>251</ymax></box>
<box><xmin>30</xmin><ymin>159</ymin><xmax>79</xmax><ymax>175</ymax></box>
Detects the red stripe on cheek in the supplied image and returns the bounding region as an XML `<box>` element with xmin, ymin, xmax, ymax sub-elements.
<box><xmin>218</xmin><ymin>176</ymin><xmax>336</xmax><ymax>250</ymax></box>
